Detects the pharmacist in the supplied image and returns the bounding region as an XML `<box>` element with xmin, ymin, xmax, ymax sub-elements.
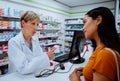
<box><xmin>8</xmin><ymin>11</ymin><xmax>56</xmax><ymax>74</ymax></box>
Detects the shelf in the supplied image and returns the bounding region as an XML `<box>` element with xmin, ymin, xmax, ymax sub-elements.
<box><xmin>65</xmin><ymin>29</ymin><xmax>83</xmax><ymax>31</ymax></box>
<box><xmin>0</xmin><ymin>53</ymin><xmax>8</xmax><ymax>67</ymax></box>
<box><xmin>0</xmin><ymin>16</ymin><xmax>20</xmax><ymax>21</ymax></box>
<box><xmin>39</xmin><ymin>36</ymin><xmax>58</xmax><ymax>39</ymax></box>
<box><xmin>0</xmin><ymin>62</ymin><xmax>8</xmax><ymax>67</ymax></box>
<box><xmin>44</xmin><ymin>42</ymin><xmax>62</xmax><ymax>46</ymax></box>
<box><xmin>65</xmin><ymin>34</ymin><xmax>73</xmax><ymax>36</ymax></box>
<box><xmin>37</xmin><ymin>28</ymin><xmax>60</xmax><ymax>31</ymax></box>
<box><xmin>65</xmin><ymin>18</ymin><xmax>83</xmax><ymax>20</ymax></box>
<box><xmin>0</xmin><ymin>53</ymin><xmax>8</xmax><ymax>59</ymax></box>
<box><xmin>0</xmin><ymin>28</ymin><xmax>21</xmax><ymax>31</ymax></box>
<box><xmin>41</xmin><ymin>20</ymin><xmax>61</xmax><ymax>24</ymax></box>
<box><xmin>64</xmin><ymin>39</ymin><xmax>72</xmax><ymax>42</ymax></box>
<box><xmin>40</xmin><ymin>42</ymin><xmax>62</xmax><ymax>47</ymax></box>
<box><xmin>0</xmin><ymin>40</ymin><xmax>9</xmax><ymax>42</ymax></box>
<box><xmin>65</xmin><ymin>45</ymin><xmax>71</xmax><ymax>47</ymax></box>
<box><xmin>65</xmin><ymin>18</ymin><xmax>83</xmax><ymax>25</ymax></box>
<box><xmin>65</xmin><ymin>23</ymin><xmax>83</xmax><ymax>25</ymax></box>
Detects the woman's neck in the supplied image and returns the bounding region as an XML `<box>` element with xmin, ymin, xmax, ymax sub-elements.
<box><xmin>96</xmin><ymin>41</ymin><xmax>104</xmax><ymax>49</ymax></box>
<box><xmin>94</xmin><ymin>34</ymin><xmax>104</xmax><ymax>49</ymax></box>
<box><xmin>22</xmin><ymin>30</ymin><xmax>32</xmax><ymax>47</ymax></box>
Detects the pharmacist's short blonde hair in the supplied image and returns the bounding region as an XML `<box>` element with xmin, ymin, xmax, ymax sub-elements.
<box><xmin>20</xmin><ymin>11</ymin><xmax>40</xmax><ymax>28</ymax></box>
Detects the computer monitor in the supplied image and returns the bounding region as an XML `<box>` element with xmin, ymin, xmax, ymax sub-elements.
<box><xmin>53</xmin><ymin>30</ymin><xmax>86</xmax><ymax>64</ymax></box>
<box><xmin>69</xmin><ymin>30</ymin><xmax>86</xmax><ymax>64</ymax></box>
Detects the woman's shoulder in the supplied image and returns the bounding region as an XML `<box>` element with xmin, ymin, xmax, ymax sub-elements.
<box><xmin>93</xmin><ymin>48</ymin><xmax>118</xmax><ymax>81</ymax></box>
<box><xmin>8</xmin><ymin>32</ymin><xmax>23</xmax><ymax>44</ymax></box>
<box><xmin>9</xmin><ymin>34</ymin><xmax>19</xmax><ymax>41</ymax></box>
<box><xmin>96</xmin><ymin>48</ymin><xmax>116</xmax><ymax>62</ymax></box>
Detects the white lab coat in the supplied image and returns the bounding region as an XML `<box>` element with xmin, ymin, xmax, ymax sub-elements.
<box><xmin>8</xmin><ymin>31</ymin><xmax>50</xmax><ymax>74</ymax></box>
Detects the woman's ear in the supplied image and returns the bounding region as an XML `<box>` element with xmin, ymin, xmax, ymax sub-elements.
<box><xmin>21</xmin><ymin>20</ymin><xmax>26</xmax><ymax>28</ymax></box>
<box><xmin>96</xmin><ymin>16</ymin><xmax>102</xmax><ymax>25</ymax></box>
<box><xmin>21</xmin><ymin>20</ymin><xmax>25</xmax><ymax>25</ymax></box>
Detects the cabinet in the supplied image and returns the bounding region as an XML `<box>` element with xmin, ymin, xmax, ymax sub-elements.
<box><xmin>0</xmin><ymin>16</ymin><xmax>20</xmax><ymax>75</ymax></box>
<box><xmin>64</xmin><ymin>18</ymin><xmax>84</xmax><ymax>54</ymax></box>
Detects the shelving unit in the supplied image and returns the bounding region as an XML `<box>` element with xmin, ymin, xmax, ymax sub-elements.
<box><xmin>37</xmin><ymin>20</ymin><xmax>63</xmax><ymax>56</ymax></box>
<box><xmin>0</xmin><ymin>16</ymin><xmax>20</xmax><ymax>21</ymax></box>
<box><xmin>0</xmin><ymin>16</ymin><xmax>20</xmax><ymax>75</ymax></box>
<box><xmin>64</xmin><ymin>18</ymin><xmax>84</xmax><ymax>54</ymax></box>
<box><xmin>65</xmin><ymin>18</ymin><xmax>83</xmax><ymax>30</ymax></box>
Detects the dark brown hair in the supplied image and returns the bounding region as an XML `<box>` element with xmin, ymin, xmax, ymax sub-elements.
<box><xmin>86</xmin><ymin>7</ymin><xmax>120</xmax><ymax>54</ymax></box>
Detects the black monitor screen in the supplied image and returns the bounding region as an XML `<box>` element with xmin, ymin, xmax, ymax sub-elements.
<box><xmin>69</xmin><ymin>30</ymin><xmax>86</xmax><ymax>59</ymax></box>
<box><xmin>53</xmin><ymin>30</ymin><xmax>86</xmax><ymax>63</ymax></box>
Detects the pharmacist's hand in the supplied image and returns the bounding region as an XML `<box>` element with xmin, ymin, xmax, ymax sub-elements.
<box><xmin>69</xmin><ymin>69</ymin><xmax>82</xmax><ymax>81</ymax></box>
<box><xmin>47</xmin><ymin>47</ymin><xmax>56</xmax><ymax>60</ymax></box>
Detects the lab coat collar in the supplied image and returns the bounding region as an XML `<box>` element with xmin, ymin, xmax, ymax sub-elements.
<box><xmin>18</xmin><ymin>31</ymin><xmax>37</xmax><ymax>45</ymax></box>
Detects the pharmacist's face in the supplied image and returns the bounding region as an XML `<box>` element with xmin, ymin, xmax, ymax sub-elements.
<box><xmin>82</xmin><ymin>15</ymin><xmax>98</xmax><ymax>39</ymax></box>
<box><xmin>22</xmin><ymin>19</ymin><xmax>39</xmax><ymax>37</ymax></box>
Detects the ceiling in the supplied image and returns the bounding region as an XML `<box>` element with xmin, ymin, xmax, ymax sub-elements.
<box><xmin>54</xmin><ymin>0</ymin><xmax>114</xmax><ymax>8</ymax></box>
